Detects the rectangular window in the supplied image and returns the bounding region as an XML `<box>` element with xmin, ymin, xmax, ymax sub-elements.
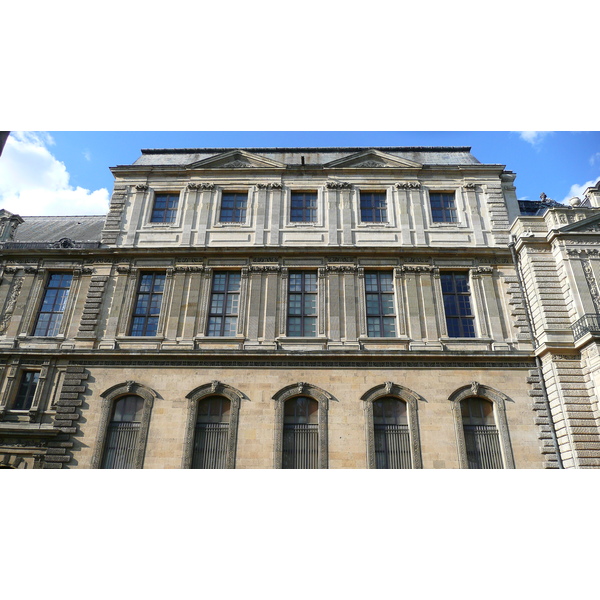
<box><xmin>430</xmin><ymin>192</ymin><xmax>457</xmax><ymax>223</ymax></box>
<box><xmin>150</xmin><ymin>193</ymin><xmax>179</xmax><ymax>223</ymax></box>
<box><xmin>206</xmin><ymin>272</ymin><xmax>241</xmax><ymax>336</ymax></box>
<box><xmin>33</xmin><ymin>273</ymin><xmax>73</xmax><ymax>337</ymax></box>
<box><xmin>129</xmin><ymin>272</ymin><xmax>166</xmax><ymax>336</ymax></box>
<box><xmin>441</xmin><ymin>272</ymin><xmax>476</xmax><ymax>338</ymax></box>
<box><xmin>290</xmin><ymin>192</ymin><xmax>317</xmax><ymax>223</ymax></box>
<box><xmin>219</xmin><ymin>193</ymin><xmax>247</xmax><ymax>223</ymax></box>
<box><xmin>360</xmin><ymin>192</ymin><xmax>387</xmax><ymax>223</ymax></box>
<box><xmin>365</xmin><ymin>271</ymin><xmax>396</xmax><ymax>337</ymax></box>
<box><xmin>12</xmin><ymin>371</ymin><xmax>40</xmax><ymax>411</ymax></box>
<box><xmin>287</xmin><ymin>271</ymin><xmax>317</xmax><ymax>337</ymax></box>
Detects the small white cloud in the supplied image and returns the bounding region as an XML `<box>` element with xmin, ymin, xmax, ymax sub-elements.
<box><xmin>562</xmin><ymin>176</ymin><xmax>600</xmax><ymax>203</ymax></box>
<box><xmin>590</xmin><ymin>152</ymin><xmax>600</xmax><ymax>167</ymax></box>
<box><xmin>83</xmin><ymin>150</ymin><xmax>92</xmax><ymax>162</ymax></box>
<box><xmin>0</xmin><ymin>132</ymin><xmax>109</xmax><ymax>216</ymax></box>
<box><xmin>518</xmin><ymin>131</ymin><xmax>551</xmax><ymax>146</ymax></box>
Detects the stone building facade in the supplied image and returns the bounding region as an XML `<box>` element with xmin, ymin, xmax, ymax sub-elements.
<box><xmin>1</xmin><ymin>145</ymin><xmax>598</xmax><ymax>469</ymax></box>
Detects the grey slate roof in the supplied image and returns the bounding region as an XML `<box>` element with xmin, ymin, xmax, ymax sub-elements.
<box><xmin>12</xmin><ymin>215</ymin><xmax>105</xmax><ymax>243</ymax></box>
<box><xmin>131</xmin><ymin>146</ymin><xmax>484</xmax><ymax>167</ymax></box>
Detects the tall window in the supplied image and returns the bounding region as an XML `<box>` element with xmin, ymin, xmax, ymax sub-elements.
<box><xmin>290</xmin><ymin>192</ymin><xmax>317</xmax><ymax>223</ymax></box>
<box><xmin>192</xmin><ymin>396</ymin><xmax>231</xmax><ymax>469</ymax></box>
<box><xmin>461</xmin><ymin>398</ymin><xmax>503</xmax><ymax>469</ymax></box>
<box><xmin>130</xmin><ymin>272</ymin><xmax>165</xmax><ymax>336</ymax></box>
<box><xmin>33</xmin><ymin>273</ymin><xmax>72</xmax><ymax>337</ymax></box>
<box><xmin>283</xmin><ymin>397</ymin><xmax>319</xmax><ymax>469</ymax></box>
<box><xmin>360</xmin><ymin>192</ymin><xmax>387</xmax><ymax>223</ymax></box>
<box><xmin>150</xmin><ymin>193</ymin><xmax>179</xmax><ymax>223</ymax></box>
<box><xmin>220</xmin><ymin>192</ymin><xmax>247</xmax><ymax>223</ymax></box>
<box><xmin>101</xmin><ymin>395</ymin><xmax>144</xmax><ymax>469</ymax></box>
<box><xmin>207</xmin><ymin>272</ymin><xmax>240</xmax><ymax>336</ymax></box>
<box><xmin>373</xmin><ymin>398</ymin><xmax>411</xmax><ymax>469</ymax></box>
<box><xmin>441</xmin><ymin>272</ymin><xmax>476</xmax><ymax>338</ymax></box>
<box><xmin>287</xmin><ymin>271</ymin><xmax>317</xmax><ymax>337</ymax></box>
<box><xmin>365</xmin><ymin>271</ymin><xmax>396</xmax><ymax>337</ymax></box>
<box><xmin>430</xmin><ymin>192</ymin><xmax>457</xmax><ymax>223</ymax></box>
<box><xmin>12</xmin><ymin>371</ymin><xmax>39</xmax><ymax>411</ymax></box>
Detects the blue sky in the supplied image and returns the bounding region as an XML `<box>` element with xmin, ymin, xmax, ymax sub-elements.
<box><xmin>1</xmin><ymin>131</ymin><xmax>598</xmax><ymax>216</ymax></box>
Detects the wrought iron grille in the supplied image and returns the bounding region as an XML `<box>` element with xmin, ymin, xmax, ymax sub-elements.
<box><xmin>101</xmin><ymin>422</ymin><xmax>140</xmax><ymax>469</ymax></box>
<box><xmin>571</xmin><ymin>313</ymin><xmax>600</xmax><ymax>341</ymax></box>
<box><xmin>463</xmin><ymin>424</ymin><xmax>503</xmax><ymax>469</ymax></box>
<box><xmin>374</xmin><ymin>424</ymin><xmax>411</xmax><ymax>469</ymax></box>
<box><xmin>282</xmin><ymin>423</ymin><xmax>318</xmax><ymax>469</ymax></box>
<box><xmin>192</xmin><ymin>423</ymin><xmax>229</xmax><ymax>469</ymax></box>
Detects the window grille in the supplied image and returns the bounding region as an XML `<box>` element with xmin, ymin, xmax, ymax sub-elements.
<box><xmin>441</xmin><ymin>272</ymin><xmax>476</xmax><ymax>338</ymax></box>
<box><xmin>192</xmin><ymin>396</ymin><xmax>231</xmax><ymax>469</ymax></box>
<box><xmin>150</xmin><ymin>193</ymin><xmax>179</xmax><ymax>223</ymax></box>
<box><xmin>101</xmin><ymin>395</ymin><xmax>144</xmax><ymax>469</ymax></box>
<box><xmin>220</xmin><ymin>192</ymin><xmax>247</xmax><ymax>223</ymax></box>
<box><xmin>282</xmin><ymin>397</ymin><xmax>319</xmax><ymax>469</ymax></box>
<box><xmin>130</xmin><ymin>272</ymin><xmax>165</xmax><ymax>336</ymax></box>
<box><xmin>33</xmin><ymin>273</ymin><xmax>73</xmax><ymax>337</ymax></box>
<box><xmin>430</xmin><ymin>192</ymin><xmax>457</xmax><ymax>223</ymax></box>
<box><xmin>461</xmin><ymin>398</ymin><xmax>503</xmax><ymax>469</ymax></box>
<box><xmin>360</xmin><ymin>192</ymin><xmax>387</xmax><ymax>223</ymax></box>
<box><xmin>207</xmin><ymin>272</ymin><xmax>240</xmax><ymax>336</ymax></box>
<box><xmin>373</xmin><ymin>398</ymin><xmax>411</xmax><ymax>468</ymax></box>
<box><xmin>287</xmin><ymin>272</ymin><xmax>317</xmax><ymax>337</ymax></box>
<box><xmin>290</xmin><ymin>192</ymin><xmax>317</xmax><ymax>222</ymax></box>
<box><xmin>365</xmin><ymin>271</ymin><xmax>396</xmax><ymax>337</ymax></box>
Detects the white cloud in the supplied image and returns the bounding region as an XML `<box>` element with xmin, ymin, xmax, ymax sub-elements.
<box><xmin>518</xmin><ymin>131</ymin><xmax>551</xmax><ymax>146</ymax></box>
<box><xmin>0</xmin><ymin>132</ymin><xmax>109</xmax><ymax>216</ymax></box>
<box><xmin>590</xmin><ymin>152</ymin><xmax>600</xmax><ymax>167</ymax></box>
<box><xmin>562</xmin><ymin>176</ymin><xmax>600</xmax><ymax>203</ymax></box>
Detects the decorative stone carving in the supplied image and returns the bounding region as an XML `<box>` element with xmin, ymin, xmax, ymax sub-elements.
<box><xmin>135</xmin><ymin>184</ymin><xmax>149</xmax><ymax>191</ymax></box>
<box><xmin>395</xmin><ymin>182</ymin><xmax>421</xmax><ymax>189</ymax></box>
<box><xmin>464</xmin><ymin>183</ymin><xmax>477</xmax><ymax>190</ymax></box>
<box><xmin>256</xmin><ymin>183</ymin><xmax>283</xmax><ymax>190</ymax></box>
<box><xmin>0</xmin><ymin>277</ymin><xmax>23</xmax><ymax>335</ymax></box>
<box><xmin>355</xmin><ymin>160</ymin><xmax>389</xmax><ymax>168</ymax></box>
<box><xmin>187</xmin><ymin>182</ymin><xmax>214</xmax><ymax>190</ymax></box>
<box><xmin>582</xmin><ymin>259</ymin><xmax>600</xmax><ymax>313</ymax></box>
<box><xmin>326</xmin><ymin>181</ymin><xmax>352</xmax><ymax>189</ymax></box>
<box><xmin>50</xmin><ymin>238</ymin><xmax>81</xmax><ymax>249</ymax></box>
<box><xmin>470</xmin><ymin>381</ymin><xmax>480</xmax><ymax>396</ymax></box>
<box><xmin>222</xmin><ymin>160</ymin><xmax>252</xmax><ymax>168</ymax></box>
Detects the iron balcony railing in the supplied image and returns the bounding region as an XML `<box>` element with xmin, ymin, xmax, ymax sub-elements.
<box><xmin>283</xmin><ymin>423</ymin><xmax>318</xmax><ymax>469</ymax></box>
<box><xmin>101</xmin><ymin>422</ymin><xmax>140</xmax><ymax>469</ymax></box>
<box><xmin>192</xmin><ymin>423</ymin><xmax>230</xmax><ymax>469</ymax></box>
<box><xmin>571</xmin><ymin>313</ymin><xmax>600</xmax><ymax>341</ymax></box>
<box><xmin>374</xmin><ymin>424</ymin><xmax>412</xmax><ymax>469</ymax></box>
<box><xmin>464</xmin><ymin>425</ymin><xmax>503</xmax><ymax>469</ymax></box>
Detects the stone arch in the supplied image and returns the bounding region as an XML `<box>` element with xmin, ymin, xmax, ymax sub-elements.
<box><xmin>448</xmin><ymin>381</ymin><xmax>515</xmax><ymax>469</ymax></box>
<box><xmin>90</xmin><ymin>381</ymin><xmax>157</xmax><ymax>469</ymax></box>
<box><xmin>361</xmin><ymin>382</ymin><xmax>425</xmax><ymax>469</ymax></box>
<box><xmin>272</xmin><ymin>382</ymin><xmax>337</xmax><ymax>469</ymax></box>
<box><xmin>182</xmin><ymin>381</ymin><xmax>245</xmax><ymax>469</ymax></box>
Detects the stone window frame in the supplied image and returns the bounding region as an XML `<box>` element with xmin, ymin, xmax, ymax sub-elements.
<box><xmin>90</xmin><ymin>381</ymin><xmax>157</xmax><ymax>469</ymax></box>
<box><xmin>424</xmin><ymin>187</ymin><xmax>466</xmax><ymax>228</ymax></box>
<box><xmin>272</xmin><ymin>382</ymin><xmax>336</xmax><ymax>469</ymax></box>
<box><xmin>181</xmin><ymin>381</ymin><xmax>244</xmax><ymax>469</ymax></box>
<box><xmin>283</xmin><ymin>187</ymin><xmax>325</xmax><ymax>228</ymax></box>
<box><xmin>213</xmin><ymin>188</ymin><xmax>253</xmax><ymax>228</ymax></box>
<box><xmin>355</xmin><ymin>187</ymin><xmax>396</xmax><ymax>228</ymax></box>
<box><xmin>143</xmin><ymin>188</ymin><xmax>183</xmax><ymax>228</ymax></box>
<box><xmin>361</xmin><ymin>382</ymin><xmax>424</xmax><ymax>469</ymax></box>
<box><xmin>448</xmin><ymin>382</ymin><xmax>515</xmax><ymax>469</ymax></box>
<box><xmin>361</xmin><ymin>269</ymin><xmax>399</xmax><ymax>338</ymax></box>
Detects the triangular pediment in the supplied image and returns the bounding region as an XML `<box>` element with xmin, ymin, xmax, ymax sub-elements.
<box><xmin>325</xmin><ymin>149</ymin><xmax>423</xmax><ymax>169</ymax></box>
<box><xmin>557</xmin><ymin>212</ymin><xmax>600</xmax><ymax>234</ymax></box>
<box><xmin>187</xmin><ymin>150</ymin><xmax>286</xmax><ymax>170</ymax></box>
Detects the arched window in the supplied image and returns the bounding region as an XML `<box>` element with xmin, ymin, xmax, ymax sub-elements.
<box><xmin>460</xmin><ymin>397</ymin><xmax>502</xmax><ymax>469</ymax></box>
<box><xmin>362</xmin><ymin>382</ymin><xmax>423</xmax><ymax>469</ymax></box>
<box><xmin>101</xmin><ymin>395</ymin><xmax>144</xmax><ymax>469</ymax></box>
<box><xmin>449</xmin><ymin>382</ymin><xmax>515</xmax><ymax>469</ymax></box>
<box><xmin>192</xmin><ymin>396</ymin><xmax>231</xmax><ymax>469</ymax></box>
<box><xmin>373</xmin><ymin>397</ymin><xmax>411</xmax><ymax>469</ymax></box>
<box><xmin>283</xmin><ymin>396</ymin><xmax>319</xmax><ymax>469</ymax></box>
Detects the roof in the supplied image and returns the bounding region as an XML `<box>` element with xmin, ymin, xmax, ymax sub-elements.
<box><xmin>11</xmin><ymin>215</ymin><xmax>105</xmax><ymax>244</ymax></box>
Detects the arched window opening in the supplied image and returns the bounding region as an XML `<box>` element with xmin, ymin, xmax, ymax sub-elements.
<box><xmin>283</xmin><ymin>396</ymin><xmax>319</xmax><ymax>469</ymax></box>
<box><xmin>101</xmin><ymin>395</ymin><xmax>144</xmax><ymax>469</ymax></box>
<box><xmin>192</xmin><ymin>396</ymin><xmax>231</xmax><ymax>469</ymax></box>
<box><xmin>373</xmin><ymin>397</ymin><xmax>411</xmax><ymax>469</ymax></box>
<box><xmin>461</xmin><ymin>397</ymin><xmax>503</xmax><ymax>469</ymax></box>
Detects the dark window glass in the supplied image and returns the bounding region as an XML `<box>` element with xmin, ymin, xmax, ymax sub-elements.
<box><xmin>33</xmin><ymin>273</ymin><xmax>73</xmax><ymax>337</ymax></box>
<box><xmin>290</xmin><ymin>192</ymin><xmax>317</xmax><ymax>222</ymax></box>
<box><xmin>365</xmin><ymin>271</ymin><xmax>396</xmax><ymax>337</ymax></box>
<box><xmin>207</xmin><ymin>272</ymin><xmax>241</xmax><ymax>336</ymax></box>
<box><xmin>373</xmin><ymin>398</ymin><xmax>411</xmax><ymax>469</ymax></box>
<box><xmin>283</xmin><ymin>397</ymin><xmax>319</xmax><ymax>469</ymax></box>
<box><xmin>287</xmin><ymin>271</ymin><xmax>317</xmax><ymax>337</ymax></box>
<box><xmin>150</xmin><ymin>193</ymin><xmax>179</xmax><ymax>223</ymax></box>
<box><xmin>193</xmin><ymin>396</ymin><xmax>231</xmax><ymax>469</ymax></box>
<box><xmin>430</xmin><ymin>192</ymin><xmax>457</xmax><ymax>223</ymax></box>
<box><xmin>129</xmin><ymin>272</ymin><xmax>165</xmax><ymax>336</ymax></box>
<box><xmin>12</xmin><ymin>371</ymin><xmax>40</xmax><ymax>411</ymax></box>
<box><xmin>461</xmin><ymin>398</ymin><xmax>503</xmax><ymax>469</ymax></box>
<box><xmin>101</xmin><ymin>395</ymin><xmax>144</xmax><ymax>469</ymax></box>
<box><xmin>220</xmin><ymin>193</ymin><xmax>247</xmax><ymax>223</ymax></box>
<box><xmin>441</xmin><ymin>272</ymin><xmax>476</xmax><ymax>338</ymax></box>
<box><xmin>360</xmin><ymin>192</ymin><xmax>387</xmax><ymax>223</ymax></box>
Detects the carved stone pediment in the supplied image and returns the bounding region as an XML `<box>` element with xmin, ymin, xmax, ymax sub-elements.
<box><xmin>324</xmin><ymin>149</ymin><xmax>423</xmax><ymax>169</ymax></box>
<box><xmin>186</xmin><ymin>149</ymin><xmax>286</xmax><ymax>170</ymax></box>
<box><xmin>556</xmin><ymin>212</ymin><xmax>600</xmax><ymax>234</ymax></box>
